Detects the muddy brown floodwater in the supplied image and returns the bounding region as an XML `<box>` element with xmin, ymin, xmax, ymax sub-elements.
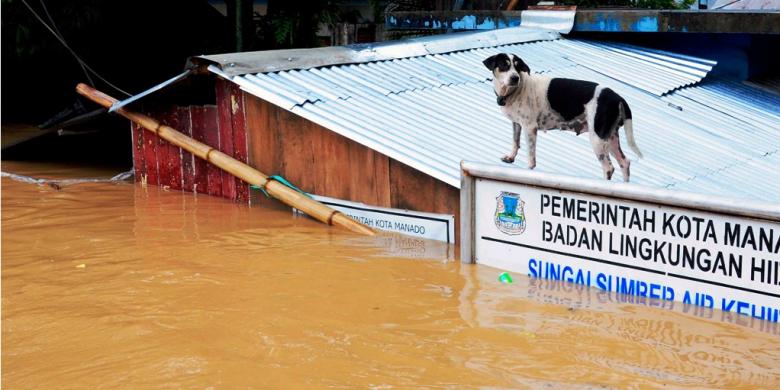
<box><xmin>2</xmin><ymin>161</ymin><xmax>779</xmax><ymax>388</ymax></box>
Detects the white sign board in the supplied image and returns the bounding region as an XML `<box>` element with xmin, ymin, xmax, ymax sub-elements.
<box><xmin>297</xmin><ymin>195</ymin><xmax>455</xmax><ymax>243</ymax></box>
<box><xmin>467</xmin><ymin>171</ymin><xmax>780</xmax><ymax>323</ymax></box>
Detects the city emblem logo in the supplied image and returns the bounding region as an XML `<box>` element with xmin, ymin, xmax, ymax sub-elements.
<box><xmin>494</xmin><ymin>191</ymin><xmax>526</xmax><ymax>235</ymax></box>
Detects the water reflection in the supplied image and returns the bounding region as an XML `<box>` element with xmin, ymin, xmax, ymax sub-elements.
<box><xmin>459</xmin><ymin>265</ymin><xmax>780</xmax><ymax>387</ymax></box>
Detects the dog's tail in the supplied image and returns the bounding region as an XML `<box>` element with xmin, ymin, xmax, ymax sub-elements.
<box><xmin>620</xmin><ymin>98</ymin><xmax>643</xmax><ymax>159</ymax></box>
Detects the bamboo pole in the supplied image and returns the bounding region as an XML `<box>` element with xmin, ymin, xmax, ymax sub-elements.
<box><xmin>76</xmin><ymin>83</ymin><xmax>375</xmax><ymax>236</ymax></box>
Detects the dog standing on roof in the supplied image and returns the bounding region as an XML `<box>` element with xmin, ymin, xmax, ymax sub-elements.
<box><xmin>483</xmin><ymin>53</ymin><xmax>643</xmax><ymax>182</ymax></box>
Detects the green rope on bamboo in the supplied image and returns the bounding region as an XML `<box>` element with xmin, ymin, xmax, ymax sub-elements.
<box><xmin>250</xmin><ymin>175</ymin><xmax>312</xmax><ymax>199</ymax></box>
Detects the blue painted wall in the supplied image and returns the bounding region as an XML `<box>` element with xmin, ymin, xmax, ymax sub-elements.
<box><xmin>574</xmin><ymin>15</ymin><xmax>660</xmax><ymax>33</ymax></box>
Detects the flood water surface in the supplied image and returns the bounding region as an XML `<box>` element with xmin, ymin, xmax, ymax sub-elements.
<box><xmin>3</xmin><ymin>161</ymin><xmax>779</xmax><ymax>388</ymax></box>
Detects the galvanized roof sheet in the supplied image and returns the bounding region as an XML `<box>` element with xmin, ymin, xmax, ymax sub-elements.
<box><xmin>711</xmin><ymin>0</ymin><xmax>780</xmax><ymax>10</ymax></box>
<box><xmin>211</xmin><ymin>28</ymin><xmax>779</xmax><ymax>203</ymax></box>
<box><xmin>196</xmin><ymin>26</ymin><xmax>559</xmax><ymax>76</ymax></box>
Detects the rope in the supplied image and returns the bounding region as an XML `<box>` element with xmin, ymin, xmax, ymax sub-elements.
<box><xmin>37</xmin><ymin>0</ymin><xmax>94</xmax><ymax>86</ymax></box>
<box><xmin>1</xmin><ymin>170</ymin><xmax>134</xmax><ymax>189</ymax></box>
<box><xmin>250</xmin><ymin>175</ymin><xmax>312</xmax><ymax>199</ymax></box>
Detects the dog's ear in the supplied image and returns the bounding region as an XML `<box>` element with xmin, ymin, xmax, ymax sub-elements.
<box><xmin>513</xmin><ymin>57</ymin><xmax>531</xmax><ymax>74</ymax></box>
<box><xmin>483</xmin><ymin>55</ymin><xmax>499</xmax><ymax>71</ymax></box>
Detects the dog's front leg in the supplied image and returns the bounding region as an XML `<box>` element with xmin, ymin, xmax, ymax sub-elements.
<box><xmin>501</xmin><ymin>123</ymin><xmax>522</xmax><ymax>163</ymax></box>
<box><xmin>526</xmin><ymin>127</ymin><xmax>537</xmax><ymax>169</ymax></box>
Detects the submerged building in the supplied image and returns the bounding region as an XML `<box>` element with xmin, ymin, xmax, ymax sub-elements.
<box><xmin>116</xmin><ymin>20</ymin><xmax>780</xmax><ymax>243</ymax></box>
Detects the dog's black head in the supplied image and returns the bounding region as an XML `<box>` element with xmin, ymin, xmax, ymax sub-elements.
<box><xmin>483</xmin><ymin>53</ymin><xmax>531</xmax><ymax>105</ymax></box>
<box><xmin>483</xmin><ymin>53</ymin><xmax>530</xmax><ymax>76</ymax></box>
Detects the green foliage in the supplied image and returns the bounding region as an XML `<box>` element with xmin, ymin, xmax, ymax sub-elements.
<box><xmin>264</xmin><ymin>0</ymin><xmax>347</xmax><ymax>48</ymax></box>
<box><xmin>3</xmin><ymin>0</ymin><xmax>102</xmax><ymax>57</ymax></box>
<box><xmin>271</xmin><ymin>18</ymin><xmax>294</xmax><ymax>47</ymax></box>
<box><xmin>368</xmin><ymin>0</ymin><xmax>383</xmax><ymax>23</ymax></box>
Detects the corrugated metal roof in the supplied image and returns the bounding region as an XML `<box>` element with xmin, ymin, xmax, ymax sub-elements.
<box><xmin>711</xmin><ymin>0</ymin><xmax>780</xmax><ymax>10</ymax></box>
<box><xmin>211</xmin><ymin>28</ymin><xmax>780</xmax><ymax>203</ymax></box>
<box><xmin>196</xmin><ymin>26</ymin><xmax>559</xmax><ymax>76</ymax></box>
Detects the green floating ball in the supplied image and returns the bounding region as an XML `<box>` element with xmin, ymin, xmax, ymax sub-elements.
<box><xmin>498</xmin><ymin>272</ymin><xmax>513</xmax><ymax>284</ymax></box>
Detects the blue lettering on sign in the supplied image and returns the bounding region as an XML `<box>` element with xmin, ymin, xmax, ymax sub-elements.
<box><xmin>610</xmin><ymin>276</ymin><xmax>675</xmax><ymax>302</ymax></box>
<box><xmin>526</xmin><ymin>258</ymin><xmax>779</xmax><ymax>322</ymax></box>
<box><xmin>596</xmin><ymin>272</ymin><xmax>611</xmax><ymax>291</ymax></box>
<box><xmin>529</xmin><ymin>258</ymin><xmax>590</xmax><ymax>285</ymax></box>
<box><xmin>683</xmin><ymin>290</ymin><xmax>713</xmax><ymax>308</ymax></box>
<box><xmin>721</xmin><ymin>299</ymin><xmax>780</xmax><ymax>322</ymax></box>
<box><xmin>649</xmin><ymin>283</ymin><xmax>661</xmax><ymax>299</ymax></box>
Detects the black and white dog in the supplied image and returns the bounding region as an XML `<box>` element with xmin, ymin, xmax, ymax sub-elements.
<box><xmin>483</xmin><ymin>53</ymin><xmax>643</xmax><ymax>182</ymax></box>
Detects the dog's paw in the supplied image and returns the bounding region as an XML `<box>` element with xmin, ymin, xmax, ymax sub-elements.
<box><xmin>501</xmin><ymin>155</ymin><xmax>515</xmax><ymax>164</ymax></box>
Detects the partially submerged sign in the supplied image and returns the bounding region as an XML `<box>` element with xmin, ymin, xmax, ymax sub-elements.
<box><xmin>460</xmin><ymin>161</ymin><xmax>780</xmax><ymax>322</ymax></box>
<box><xmin>296</xmin><ymin>195</ymin><xmax>455</xmax><ymax>243</ymax></box>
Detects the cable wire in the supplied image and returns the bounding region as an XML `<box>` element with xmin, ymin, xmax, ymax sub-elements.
<box><xmin>21</xmin><ymin>0</ymin><xmax>132</xmax><ymax>96</ymax></box>
<box><xmin>37</xmin><ymin>0</ymin><xmax>95</xmax><ymax>86</ymax></box>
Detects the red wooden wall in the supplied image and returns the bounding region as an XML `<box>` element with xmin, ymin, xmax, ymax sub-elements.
<box><xmin>130</xmin><ymin>79</ymin><xmax>250</xmax><ymax>203</ymax></box>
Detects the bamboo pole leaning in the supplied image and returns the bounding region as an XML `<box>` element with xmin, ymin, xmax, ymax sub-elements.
<box><xmin>76</xmin><ymin>83</ymin><xmax>375</xmax><ymax>236</ymax></box>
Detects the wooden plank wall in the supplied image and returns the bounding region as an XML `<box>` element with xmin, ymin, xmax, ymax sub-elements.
<box><xmin>129</xmin><ymin>81</ymin><xmax>250</xmax><ymax>203</ymax></box>
<box><xmin>128</xmin><ymin>87</ymin><xmax>460</xmax><ymax>241</ymax></box>
<box><xmin>243</xmin><ymin>93</ymin><xmax>461</xmax><ymax>241</ymax></box>
<box><xmin>224</xmin><ymin>81</ymin><xmax>251</xmax><ymax>203</ymax></box>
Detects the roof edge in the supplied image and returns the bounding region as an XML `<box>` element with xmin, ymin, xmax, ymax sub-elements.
<box><xmin>190</xmin><ymin>27</ymin><xmax>560</xmax><ymax>77</ymax></box>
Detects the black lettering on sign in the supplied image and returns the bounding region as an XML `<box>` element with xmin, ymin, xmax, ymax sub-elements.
<box><xmin>725</xmin><ymin>222</ymin><xmax>741</xmax><ymax>247</ymax></box>
<box><xmin>552</xmin><ymin>195</ymin><xmax>561</xmax><ymax>216</ymax></box>
<box><xmin>541</xmin><ymin>221</ymin><xmax>603</xmax><ymax>251</ymax></box>
<box><xmin>609</xmin><ymin>232</ymin><xmax>743</xmax><ymax>278</ymax></box>
<box><xmin>580</xmin><ymin>199</ymin><xmax>589</xmax><ymax>222</ymax></box>
<box><xmin>393</xmin><ymin>222</ymin><xmax>426</xmax><ymax>235</ymax></box>
<box><xmin>539</xmin><ymin>194</ymin><xmax>656</xmax><ymax>232</ymax></box>
<box><xmin>726</xmin><ymin>222</ymin><xmax>780</xmax><ymax>254</ymax></box>
<box><xmin>663</xmin><ymin>213</ymin><xmax>676</xmax><ymax>237</ymax></box>
<box><xmin>751</xmin><ymin>257</ymin><xmax>780</xmax><ymax>286</ymax></box>
<box><xmin>540</xmin><ymin>194</ymin><xmax>551</xmax><ymax>214</ymax></box>
<box><xmin>660</xmin><ymin>213</ymin><xmax>718</xmax><ymax>243</ymax></box>
<box><xmin>562</xmin><ymin>197</ymin><xmax>575</xmax><ymax>218</ymax></box>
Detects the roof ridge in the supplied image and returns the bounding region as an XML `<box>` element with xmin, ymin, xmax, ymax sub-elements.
<box><xmin>191</xmin><ymin>27</ymin><xmax>560</xmax><ymax>77</ymax></box>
